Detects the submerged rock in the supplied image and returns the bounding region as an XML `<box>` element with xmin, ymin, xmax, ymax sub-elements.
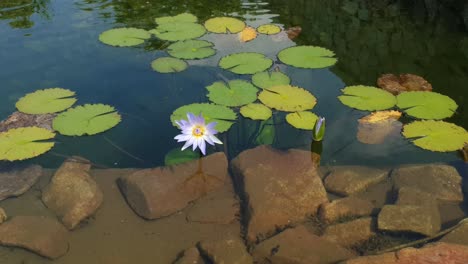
<box><xmin>322</xmin><ymin>217</ymin><xmax>376</xmax><ymax>248</ymax></box>
<box><xmin>0</xmin><ymin>208</ymin><xmax>6</xmax><ymax>224</ymax></box>
<box><xmin>42</xmin><ymin>157</ymin><xmax>103</xmax><ymax>230</ymax></box>
<box><xmin>118</xmin><ymin>152</ymin><xmax>230</xmax><ymax>220</ymax></box>
<box><xmin>440</xmin><ymin>220</ymin><xmax>468</xmax><ymax>246</ymax></box>
<box><xmin>319</xmin><ymin>197</ymin><xmax>375</xmax><ymax>224</ymax></box>
<box><xmin>231</xmin><ymin>145</ymin><xmax>327</xmax><ymax>243</ymax></box>
<box><xmin>0</xmin><ymin>111</ymin><xmax>55</xmax><ymax>132</ymax></box>
<box><xmin>186</xmin><ymin>187</ymin><xmax>239</xmax><ymax>225</ymax></box>
<box><xmin>174</xmin><ymin>247</ymin><xmax>204</xmax><ymax>264</ymax></box>
<box><xmin>0</xmin><ymin>216</ymin><xmax>69</xmax><ymax>259</ymax></box>
<box><xmin>0</xmin><ymin>164</ymin><xmax>42</xmax><ymax>201</ymax></box>
<box><xmin>377</xmin><ymin>73</ymin><xmax>432</xmax><ymax>95</ymax></box>
<box><xmin>377</xmin><ymin>205</ymin><xmax>440</xmax><ymax>236</ymax></box>
<box><xmin>198</xmin><ymin>237</ymin><xmax>253</xmax><ymax>264</ymax></box>
<box><xmin>324</xmin><ymin>166</ymin><xmax>388</xmax><ymax>196</ymax></box>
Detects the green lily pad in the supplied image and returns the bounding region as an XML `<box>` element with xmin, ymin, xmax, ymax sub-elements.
<box><xmin>240</xmin><ymin>103</ymin><xmax>272</xmax><ymax>120</ymax></box>
<box><xmin>99</xmin><ymin>28</ymin><xmax>151</xmax><ymax>47</ymax></box>
<box><xmin>167</xmin><ymin>40</ymin><xmax>216</xmax><ymax>60</ymax></box>
<box><xmin>286</xmin><ymin>111</ymin><xmax>319</xmax><ymax>130</ymax></box>
<box><xmin>53</xmin><ymin>104</ymin><xmax>121</xmax><ymax>136</ymax></box>
<box><xmin>151</xmin><ymin>57</ymin><xmax>188</xmax><ymax>73</ymax></box>
<box><xmin>403</xmin><ymin>120</ymin><xmax>468</xmax><ymax>152</ymax></box>
<box><xmin>278</xmin><ymin>46</ymin><xmax>338</xmax><ymax>69</ymax></box>
<box><xmin>0</xmin><ymin>127</ymin><xmax>55</xmax><ymax>161</ymax></box>
<box><xmin>396</xmin><ymin>91</ymin><xmax>458</xmax><ymax>120</ymax></box>
<box><xmin>257</xmin><ymin>24</ymin><xmax>281</xmax><ymax>35</ymax></box>
<box><xmin>252</xmin><ymin>71</ymin><xmax>290</xmax><ymax>89</ymax></box>
<box><xmin>206</xmin><ymin>80</ymin><xmax>258</xmax><ymax>107</ymax></box>
<box><xmin>170</xmin><ymin>103</ymin><xmax>237</xmax><ymax>133</ymax></box>
<box><xmin>164</xmin><ymin>148</ymin><xmax>200</xmax><ymax>166</ymax></box>
<box><xmin>219</xmin><ymin>52</ymin><xmax>273</xmax><ymax>75</ymax></box>
<box><xmin>150</xmin><ymin>22</ymin><xmax>206</xmax><ymax>41</ymax></box>
<box><xmin>259</xmin><ymin>85</ymin><xmax>317</xmax><ymax>112</ymax></box>
<box><xmin>155</xmin><ymin>13</ymin><xmax>197</xmax><ymax>25</ymax></box>
<box><xmin>16</xmin><ymin>88</ymin><xmax>77</xmax><ymax>114</ymax></box>
<box><xmin>204</xmin><ymin>17</ymin><xmax>245</xmax><ymax>33</ymax></box>
<box><xmin>338</xmin><ymin>85</ymin><xmax>396</xmax><ymax>111</ymax></box>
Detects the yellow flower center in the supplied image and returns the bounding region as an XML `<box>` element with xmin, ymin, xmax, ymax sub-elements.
<box><xmin>192</xmin><ymin>125</ymin><xmax>205</xmax><ymax>137</ymax></box>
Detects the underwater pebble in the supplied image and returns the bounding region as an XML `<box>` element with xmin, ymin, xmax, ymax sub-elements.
<box><xmin>0</xmin><ymin>165</ymin><xmax>42</xmax><ymax>201</ymax></box>
<box><xmin>198</xmin><ymin>237</ymin><xmax>253</xmax><ymax>264</ymax></box>
<box><xmin>319</xmin><ymin>196</ymin><xmax>375</xmax><ymax>224</ymax></box>
<box><xmin>322</xmin><ymin>217</ymin><xmax>376</xmax><ymax>247</ymax></box>
<box><xmin>0</xmin><ymin>208</ymin><xmax>6</xmax><ymax>224</ymax></box>
<box><xmin>324</xmin><ymin>166</ymin><xmax>389</xmax><ymax>196</ymax></box>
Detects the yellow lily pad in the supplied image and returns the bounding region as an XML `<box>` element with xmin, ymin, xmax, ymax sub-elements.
<box><xmin>258</xmin><ymin>85</ymin><xmax>317</xmax><ymax>112</ymax></box>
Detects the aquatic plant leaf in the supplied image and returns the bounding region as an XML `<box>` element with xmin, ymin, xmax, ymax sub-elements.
<box><xmin>403</xmin><ymin>120</ymin><xmax>468</xmax><ymax>152</ymax></box>
<box><xmin>53</xmin><ymin>104</ymin><xmax>121</xmax><ymax>136</ymax></box>
<box><xmin>150</xmin><ymin>22</ymin><xmax>206</xmax><ymax>41</ymax></box>
<box><xmin>396</xmin><ymin>91</ymin><xmax>457</xmax><ymax>120</ymax></box>
<box><xmin>170</xmin><ymin>103</ymin><xmax>237</xmax><ymax>133</ymax></box>
<box><xmin>206</xmin><ymin>80</ymin><xmax>258</xmax><ymax>107</ymax></box>
<box><xmin>164</xmin><ymin>148</ymin><xmax>200</xmax><ymax>166</ymax></box>
<box><xmin>286</xmin><ymin>111</ymin><xmax>319</xmax><ymax>130</ymax></box>
<box><xmin>219</xmin><ymin>52</ymin><xmax>273</xmax><ymax>75</ymax></box>
<box><xmin>238</xmin><ymin>27</ymin><xmax>257</xmax><ymax>42</ymax></box>
<box><xmin>259</xmin><ymin>85</ymin><xmax>317</xmax><ymax>112</ymax></box>
<box><xmin>252</xmin><ymin>71</ymin><xmax>290</xmax><ymax>89</ymax></box>
<box><xmin>240</xmin><ymin>103</ymin><xmax>272</xmax><ymax>120</ymax></box>
<box><xmin>278</xmin><ymin>46</ymin><xmax>337</xmax><ymax>69</ymax></box>
<box><xmin>257</xmin><ymin>24</ymin><xmax>281</xmax><ymax>35</ymax></box>
<box><xmin>167</xmin><ymin>40</ymin><xmax>216</xmax><ymax>60</ymax></box>
<box><xmin>99</xmin><ymin>28</ymin><xmax>151</xmax><ymax>47</ymax></box>
<box><xmin>204</xmin><ymin>17</ymin><xmax>245</xmax><ymax>33</ymax></box>
<box><xmin>155</xmin><ymin>13</ymin><xmax>197</xmax><ymax>25</ymax></box>
<box><xmin>0</xmin><ymin>127</ymin><xmax>55</xmax><ymax>161</ymax></box>
<box><xmin>255</xmin><ymin>118</ymin><xmax>275</xmax><ymax>145</ymax></box>
<box><xmin>338</xmin><ymin>85</ymin><xmax>396</xmax><ymax>111</ymax></box>
<box><xmin>151</xmin><ymin>57</ymin><xmax>188</xmax><ymax>73</ymax></box>
<box><xmin>16</xmin><ymin>88</ymin><xmax>76</xmax><ymax>114</ymax></box>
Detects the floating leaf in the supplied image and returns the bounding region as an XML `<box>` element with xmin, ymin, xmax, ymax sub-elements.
<box><xmin>167</xmin><ymin>40</ymin><xmax>216</xmax><ymax>60</ymax></box>
<box><xmin>150</xmin><ymin>22</ymin><xmax>206</xmax><ymax>41</ymax></box>
<box><xmin>257</xmin><ymin>24</ymin><xmax>281</xmax><ymax>35</ymax></box>
<box><xmin>359</xmin><ymin>110</ymin><xmax>402</xmax><ymax>124</ymax></box>
<box><xmin>403</xmin><ymin>120</ymin><xmax>468</xmax><ymax>152</ymax></box>
<box><xmin>259</xmin><ymin>85</ymin><xmax>317</xmax><ymax>112</ymax></box>
<box><xmin>219</xmin><ymin>52</ymin><xmax>273</xmax><ymax>74</ymax></box>
<box><xmin>396</xmin><ymin>91</ymin><xmax>457</xmax><ymax>120</ymax></box>
<box><xmin>155</xmin><ymin>13</ymin><xmax>197</xmax><ymax>25</ymax></box>
<box><xmin>338</xmin><ymin>85</ymin><xmax>396</xmax><ymax>111</ymax></box>
<box><xmin>0</xmin><ymin>127</ymin><xmax>55</xmax><ymax>161</ymax></box>
<box><xmin>151</xmin><ymin>57</ymin><xmax>188</xmax><ymax>73</ymax></box>
<box><xmin>16</xmin><ymin>88</ymin><xmax>76</xmax><ymax>114</ymax></box>
<box><xmin>206</xmin><ymin>80</ymin><xmax>258</xmax><ymax>107</ymax></box>
<box><xmin>164</xmin><ymin>148</ymin><xmax>200</xmax><ymax>166</ymax></box>
<box><xmin>204</xmin><ymin>17</ymin><xmax>245</xmax><ymax>33</ymax></box>
<box><xmin>278</xmin><ymin>46</ymin><xmax>337</xmax><ymax>69</ymax></box>
<box><xmin>170</xmin><ymin>103</ymin><xmax>236</xmax><ymax>133</ymax></box>
<box><xmin>252</xmin><ymin>71</ymin><xmax>290</xmax><ymax>89</ymax></box>
<box><xmin>240</xmin><ymin>104</ymin><xmax>272</xmax><ymax>120</ymax></box>
<box><xmin>286</xmin><ymin>111</ymin><xmax>319</xmax><ymax>130</ymax></box>
<box><xmin>99</xmin><ymin>28</ymin><xmax>151</xmax><ymax>47</ymax></box>
<box><xmin>238</xmin><ymin>27</ymin><xmax>257</xmax><ymax>42</ymax></box>
<box><xmin>53</xmin><ymin>104</ymin><xmax>121</xmax><ymax>136</ymax></box>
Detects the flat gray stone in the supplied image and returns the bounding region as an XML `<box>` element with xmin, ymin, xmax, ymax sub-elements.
<box><xmin>198</xmin><ymin>237</ymin><xmax>253</xmax><ymax>264</ymax></box>
<box><xmin>324</xmin><ymin>166</ymin><xmax>388</xmax><ymax>196</ymax></box>
<box><xmin>319</xmin><ymin>197</ymin><xmax>374</xmax><ymax>224</ymax></box>
<box><xmin>322</xmin><ymin>217</ymin><xmax>376</xmax><ymax>247</ymax></box>
<box><xmin>0</xmin><ymin>165</ymin><xmax>42</xmax><ymax>201</ymax></box>
<box><xmin>378</xmin><ymin>205</ymin><xmax>440</xmax><ymax>236</ymax></box>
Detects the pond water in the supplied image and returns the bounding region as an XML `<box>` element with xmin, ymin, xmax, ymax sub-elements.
<box><xmin>0</xmin><ymin>0</ymin><xmax>467</xmax><ymax>263</ymax></box>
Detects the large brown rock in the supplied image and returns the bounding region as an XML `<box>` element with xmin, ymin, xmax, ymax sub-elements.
<box><xmin>231</xmin><ymin>146</ymin><xmax>328</xmax><ymax>243</ymax></box>
<box><xmin>42</xmin><ymin>158</ymin><xmax>103</xmax><ymax>230</ymax></box>
<box><xmin>198</xmin><ymin>237</ymin><xmax>253</xmax><ymax>264</ymax></box>
<box><xmin>377</xmin><ymin>205</ymin><xmax>440</xmax><ymax>236</ymax></box>
<box><xmin>319</xmin><ymin>197</ymin><xmax>374</xmax><ymax>224</ymax></box>
<box><xmin>0</xmin><ymin>208</ymin><xmax>6</xmax><ymax>224</ymax></box>
<box><xmin>324</xmin><ymin>166</ymin><xmax>388</xmax><ymax>196</ymax></box>
<box><xmin>252</xmin><ymin>225</ymin><xmax>355</xmax><ymax>264</ymax></box>
<box><xmin>174</xmin><ymin>247</ymin><xmax>204</xmax><ymax>264</ymax></box>
<box><xmin>119</xmin><ymin>152</ymin><xmax>230</xmax><ymax>220</ymax></box>
<box><xmin>322</xmin><ymin>217</ymin><xmax>376</xmax><ymax>248</ymax></box>
<box><xmin>0</xmin><ymin>216</ymin><xmax>69</xmax><ymax>259</ymax></box>
<box><xmin>0</xmin><ymin>164</ymin><xmax>42</xmax><ymax>201</ymax></box>
<box><xmin>186</xmin><ymin>187</ymin><xmax>239</xmax><ymax>225</ymax></box>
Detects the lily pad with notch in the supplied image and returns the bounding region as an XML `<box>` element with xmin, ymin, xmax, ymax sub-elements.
<box><xmin>240</xmin><ymin>103</ymin><xmax>272</xmax><ymax>120</ymax></box>
<box><xmin>167</xmin><ymin>40</ymin><xmax>216</xmax><ymax>60</ymax></box>
<box><xmin>99</xmin><ymin>28</ymin><xmax>151</xmax><ymax>47</ymax></box>
<box><xmin>155</xmin><ymin>13</ymin><xmax>198</xmax><ymax>25</ymax></box>
<box><xmin>338</xmin><ymin>85</ymin><xmax>396</xmax><ymax>111</ymax></box>
<box><xmin>219</xmin><ymin>52</ymin><xmax>273</xmax><ymax>75</ymax></box>
<box><xmin>16</xmin><ymin>88</ymin><xmax>77</xmax><ymax>114</ymax></box>
<box><xmin>170</xmin><ymin>103</ymin><xmax>237</xmax><ymax>133</ymax></box>
<box><xmin>252</xmin><ymin>71</ymin><xmax>290</xmax><ymax>89</ymax></box>
<box><xmin>0</xmin><ymin>127</ymin><xmax>55</xmax><ymax>161</ymax></box>
<box><xmin>206</xmin><ymin>80</ymin><xmax>258</xmax><ymax>107</ymax></box>
<box><xmin>150</xmin><ymin>22</ymin><xmax>206</xmax><ymax>41</ymax></box>
<box><xmin>396</xmin><ymin>91</ymin><xmax>458</xmax><ymax>120</ymax></box>
<box><xmin>278</xmin><ymin>45</ymin><xmax>337</xmax><ymax>69</ymax></box>
<box><xmin>286</xmin><ymin>111</ymin><xmax>319</xmax><ymax>130</ymax></box>
<box><xmin>257</xmin><ymin>24</ymin><xmax>281</xmax><ymax>35</ymax></box>
<box><xmin>204</xmin><ymin>17</ymin><xmax>246</xmax><ymax>34</ymax></box>
<box><xmin>259</xmin><ymin>85</ymin><xmax>317</xmax><ymax>112</ymax></box>
<box><xmin>151</xmin><ymin>57</ymin><xmax>188</xmax><ymax>73</ymax></box>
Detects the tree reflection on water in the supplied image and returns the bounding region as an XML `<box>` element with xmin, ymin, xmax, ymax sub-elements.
<box><xmin>0</xmin><ymin>0</ymin><xmax>50</xmax><ymax>29</ymax></box>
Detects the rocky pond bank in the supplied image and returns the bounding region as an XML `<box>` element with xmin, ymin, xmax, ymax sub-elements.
<box><xmin>0</xmin><ymin>145</ymin><xmax>467</xmax><ymax>263</ymax></box>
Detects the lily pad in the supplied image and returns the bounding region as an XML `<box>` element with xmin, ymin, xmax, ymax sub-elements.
<box><xmin>219</xmin><ymin>52</ymin><xmax>273</xmax><ymax>75</ymax></box>
<box><xmin>259</xmin><ymin>85</ymin><xmax>317</xmax><ymax>112</ymax></box>
<box><xmin>403</xmin><ymin>120</ymin><xmax>468</xmax><ymax>152</ymax></box>
<box><xmin>240</xmin><ymin>103</ymin><xmax>272</xmax><ymax>120</ymax></box>
<box><xmin>204</xmin><ymin>17</ymin><xmax>246</xmax><ymax>33</ymax></box>
<box><xmin>151</xmin><ymin>57</ymin><xmax>188</xmax><ymax>73</ymax></box>
<box><xmin>53</xmin><ymin>104</ymin><xmax>121</xmax><ymax>136</ymax></box>
<box><xmin>206</xmin><ymin>80</ymin><xmax>258</xmax><ymax>107</ymax></box>
<box><xmin>16</xmin><ymin>88</ymin><xmax>76</xmax><ymax>114</ymax></box>
<box><xmin>99</xmin><ymin>28</ymin><xmax>151</xmax><ymax>47</ymax></box>
<box><xmin>150</xmin><ymin>22</ymin><xmax>206</xmax><ymax>41</ymax></box>
<box><xmin>252</xmin><ymin>71</ymin><xmax>290</xmax><ymax>89</ymax></box>
<box><xmin>155</xmin><ymin>13</ymin><xmax>197</xmax><ymax>25</ymax></box>
<box><xmin>257</xmin><ymin>24</ymin><xmax>281</xmax><ymax>35</ymax></box>
<box><xmin>396</xmin><ymin>91</ymin><xmax>458</xmax><ymax>120</ymax></box>
<box><xmin>338</xmin><ymin>85</ymin><xmax>396</xmax><ymax>111</ymax></box>
<box><xmin>286</xmin><ymin>111</ymin><xmax>319</xmax><ymax>130</ymax></box>
<box><xmin>278</xmin><ymin>46</ymin><xmax>337</xmax><ymax>69</ymax></box>
<box><xmin>0</xmin><ymin>127</ymin><xmax>55</xmax><ymax>161</ymax></box>
<box><xmin>170</xmin><ymin>103</ymin><xmax>236</xmax><ymax>133</ymax></box>
<box><xmin>238</xmin><ymin>27</ymin><xmax>257</xmax><ymax>42</ymax></box>
<box><xmin>164</xmin><ymin>148</ymin><xmax>200</xmax><ymax>166</ymax></box>
<box><xmin>167</xmin><ymin>40</ymin><xmax>216</xmax><ymax>60</ymax></box>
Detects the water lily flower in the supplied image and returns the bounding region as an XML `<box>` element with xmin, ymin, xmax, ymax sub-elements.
<box><xmin>174</xmin><ymin>113</ymin><xmax>223</xmax><ymax>155</ymax></box>
<box><xmin>312</xmin><ymin>117</ymin><xmax>326</xmax><ymax>141</ymax></box>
